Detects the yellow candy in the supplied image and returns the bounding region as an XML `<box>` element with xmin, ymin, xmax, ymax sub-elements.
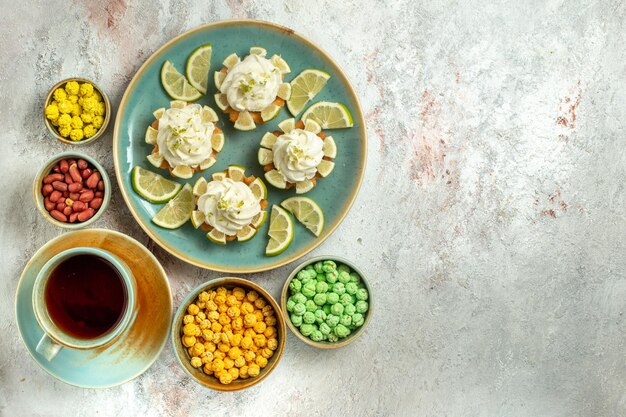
<box><xmin>234</xmin><ymin>356</ymin><xmax>246</xmax><ymax>368</ymax></box>
<box><xmin>223</xmin><ymin>357</ymin><xmax>234</xmax><ymax>370</ymax></box>
<box><xmin>246</xmin><ymin>291</ymin><xmax>259</xmax><ymax>302</ymax></box>
<box><xmin>70</xmin><ymin>103</ymin><xmax>82</xmax><ymax>117</ymax></box>
<box><xmin>219</xmin><ymin>373</ymin><xmax>232</xmax><ymax>385</ymax></box>
<box><xmin>58</xmin><ymin>126</ymin><xmax>71</xmax><ymax>138</ymax></box>
<box><xmin>243</xmin><ymin>350</ymin><xmax>255</xmax><ymax>362</ymax></box>
<box><xmin>83</xmin><ymin>124</ymin><xmax>97</xmax><ymax>138</ymax></box>
<box><xmin>79</xmin><ymin>83</ymin><xmax>94</xmax><ymax>97</ymax></box>
<box><xmin>228</xmin><ymin>367</ymin><xmax>239</xmax><ymax>380</ymax></box>
<box><xmin>226</xmin><ymin>295</ymin><xmax>238</xmax><ymax>306</ymax></box>
<box><xmin>53</xmin><ymin>88</ymin><xmax>67</xmax><ymax>102</ymax></box>
<box><xmin>65</xmin><ymin>81</ymin><xmax>79</xmax><ymax>95</ymax></box>
<box><xmin>69</xmin><ymin>129</ymin><xmax>84</xmax><ymax>142</ymax></box>
<box><xmin>233</xmin><ymin>287</ymin><xmax>246</xmax><ymax>301</ymax></box>
<box><xmin>45</xmin><ymin>103</ymin><xmax>59</xmax><ymax>120</ymax></box>
<box><xmin>58</xmin><ymin>100</ymin><xmax>73</xmax><ymax>114</ymax></box>
<box><xmin>94</xmin><ymin>102</ymin><xmax>106</xmax><ymax>116</ymax></box>
<box><xmin>214</xmin><ymin>294</ymin><xmax>226</xmax><ymax>305</ymax></box>
<box><xmin>182</xmin><ymin>335</ymin><xmax>196</xmax><ymax>347</ymax></box>
<box><xmin>190</xmin><ymin>357</ymin><xmax>202</xmax><ymax>368</ymax></box>
<box><xmin>51</xmin><ymin>118</ymin><xmax>59</xmax><ymax>127</ymax></box>
<box><xmin>187</xmin><ymin>304</ymin><xmax>200</xmax><ymax>315</ymax></box>
<box><xmin>248</xmin><ymin>364</ymin><xmax>260</xmax><ymax>377</ymax></box>
<box><xmin>81</xmin><ymin>96</ymin><xmax>97</xmax><ymax>113</ymax></box>
<box><xmin>226</xmin><ymin>306</ymin><xmax>240</xmax><ymax>318</ymax></box>
<box><xmin>57</xmin><ymin>114</ymin><xmax>72</xmax><ymax>127</ymax></box>
<box><xmin>68</xmin><ymin>95</ymin><xmax>78</xmax><ymax>104</ymax></box>
<box><xmin>228</xmin><ymin>346</ymin><xmax>241</xmax><ymax>360</ymax></box>
<box><xmin>91</xmin><ymin>90</ymin><xmax>102</xmax><ymax>102</ymax></box>
<box><xmin>211</xmin><ymin>359</ymin><xmax>224</xmax><ymax>372</ymax></box>
<box><xmin>253</xmin><ymin>321</ymin><xmax>266</xmax><ymax>334</ymax></box>
<box><xmin>239</xmin><ymin>365</ymin><xmax>249</xmax><ymax>378</ymax></box>
<box><xmin>255</xmin><ymin>356</ymin><xmax>268</xmax><ymax>368</ymax></box>
<box><xmin>70</xmin><ymin>116</ymin><xmax>83</xmax><ymax>129</ymax></box>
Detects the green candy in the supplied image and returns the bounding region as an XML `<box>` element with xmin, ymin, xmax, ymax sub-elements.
<box><xmin>302</xmin><ymin>282</ymin><xmax>316</xmax><ymax>297</ymax></box>
<box><xmin>326</xmin><ymin>314</ymin><xmax>340</xmax><ymax>327</ymax></box>
<box><xmin>356</xmin><ymin>300</ymin><xmax>369</xmax><ymax>314</ymax></box>
<box><xmin>310</xmin><ymin>330</ymin><xmax>324</xmax><ymax>342</ymax></box>
<box><xmin>290</xmin><ymin>313</ymin><xmax>303</xmax><ymax>327</ymax></box>
<box><xmin>340</xmin><ymin>293</ymin><xmax>355</xmax><ymax>306</ymax></box>
<box><xmin>319</xmin><ymin>322</ymin><xmax>331</xmax><ymax>335</ymax></box>
<box><xmin>352</xmin><ymin>313</ymin><xmax>364</xmax><ymax>327</ymax></box>
<box><xmin>301</xmin><ymin>274</ymin><xmax>313</xmax><ymax>285</ymax></box>
<box><xmin>334</xmin><ymin>324</ymin><xmax>350</xmax><ymax>338</ymax></box>
<box><xmin>326</xmin><ymin>292</ymin><xmax>339</xmax><ymax>305</ymax></box>
<box><xmin>315</xmin><ymin>281</ymin><xmax>329</xmax><ymax>293</ymax></box>
<box><xmin>305</xmin><ymin>265</ymin><xmax>315</xmax><ymax>273</ymax></box>
<box><xmin>286</xmin><ymin>298</ymin><xmax>296</xmax><ymax>312</ymax></box>
<box><xmin>338</xmin><ymin>271</ymin><xmax>351</xmax><ymax>284</ymax></box>
<box><xmin>340</xmin><ymin>315</ymin><xmax>352</xmax><ymax>327</ymax></box>
<box><xmin>313</xmin><ymin>293</ymin><xmax>327</xmax><ymax>306</ymax></box>
<box><xmin>344</xmin><ymin>304</ymin><xmax>356</xmax><ymax>316</ymax></box>
<box><xmin>302</xmin><ymin>311</ymin><xmax>316</xmax><ymax>324</ymax></box>
<box><xmin>313</xmin><ymin>262</ymin><xmax>323</xmax><ymax>273</ymax></box>
<box><xmin>349</xmin><ymin>272</ymin><xmax>361</xmax><ymax>284</ymax></box>
<box><xmin>322</xmin><ymin>260</ymin><xmax>336</xmax><ymax>272</ymax></box>
<box><xmin>305</xmin><ymin>300</ymin><xmax>317</xmax><ymax>312</ymax></box>
<box><xmin>327</xmin><ymin>333</ymin><xmax>339</xmax><ymax>342</ymax></box>
<box><xmin>293</xmin><ymin>303</ymin><xmax>306</xmax><ymax>316</ymax></box>
<box><xmin>325</xmin><ymin>269</ymin><xmax>338</xmax><ymax>281</ymax></box>
<box><xmin>337</xmin><ymin>264</ymin><xmax>351</xmax><ymax>274</ymax></box>
<box><xmin>300</xmin><ymin>323</ymin><xmax>316</xmax><ymax>336</ymax></box>
<box><xmin>345</xmin><ymin>282</ymin><xmax>358</xmax><ymax>295</ymax></box>
<box><xmin>296</xmin><ymin>270</ymin><xmax>310</xmax><ymax>280</ymax></box>
<box><xmin>332</xmin><ymin>282</ymin><xmax>345</xmax><ymax>295</ymax></box>
<box><xmin>330</xmin><ymin>303</ymin><xmax>344</xmax><ymax>316</ymax></box>
<box><xmin>289</xmin><ymin>279</ymin><xmax>302</xmax><ymax>293</ymax></box>
<box><xmin>356</xmin><ymin>288</ymin><xmax>368</xmax><ymax>301</ymax></box>
<box><xmin>292</xmin><ymin>293</ymin><xmax>307</xmax><ymax>304</ymax></box>
<box><xmin>314</xmin><ymin>309</ymin><xmax>326</xmax><ymax>323</ymax></box>
<box><xmin>316</xmin><ymin>273</ymin><xmax>326</xmax><ymax>282</ymax></box>
<box><xmin>322</xmin><ymin>304</ymin><xmax>331</xmax><ymax>315</ymax></box>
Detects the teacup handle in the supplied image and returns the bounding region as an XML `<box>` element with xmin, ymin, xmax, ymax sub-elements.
<box><xmin>36</xmin><ymin>334</ymin><xmax>63</xmax><ymax>361</ymax></box>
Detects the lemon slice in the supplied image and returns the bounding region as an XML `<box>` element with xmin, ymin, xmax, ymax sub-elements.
<box><xmin>277</xmin><ymin>118</ymin><xmax>295</xmax><ymax>133</ymax></box>
<box><xmin>145</xmin><ymin>126</ymin><xmax>157</xmax><ymax>144</ymax></box>
<box><xmin>153</xmin><ymin>107</ymin><xmax>165</xmax><ymax>119</ymax></box>
<box><xmin>264</xmin><ymin>169</ymin><xmax>286</xmax><ymax>189</ymax></box>
<box><xmin>249</xmin><ymin>46</ymin><xmax>267</xmax><ymax>57</ymax></box>
<box><xmin>211</xmin><ymin>131</ymin><xmax>225</xmax><ymax>152</ymax></box>
<box><xmin>207</xmin><ymin>229</ymin><xmax>227</xmax><ymax>245</ymax></box>
<box><xmin>132</xmin><ymin>166</ymin><xmax>182</xmax><ymax>204</ymax></box>
<box><xmin>322</xmin><ymin>136</ymin><xmax>337</xmax><ymax>158</ymax></box>
<box><xmin>237</xmin><ymin>225</ymin><xmax>258</xmax><ymax>242</ymax></box>
<box><xmin>212</xmin><ymin>171</ymin><xmax>227</xmax><ymax>181</ymax></box>
<box><xmin>251</xmin><ymin>211</ymin><xmax>267</xmax><ymax>229</ymax></box>
<box><xmin>280</xmin><ymin>196</ymin><xmax>324</xmax><ymax>237</ymax></box>
<box><xmin>260</xmin><ymin>132</ymin><xmax>277</xmax><ymax>149</ymax></box>
<box><xmin>191</xmin><ymin>210</ymin><xmax>205</xmax><ymax>229</ymax></box>
<box><xmin>227</xmin><ymin>165</ymin><xmax>246</xmax><ymax>182</ymax></box>
<box><xmin>234</xmin><ymin>111</ymin><xmax>256</xmax><ymax>131</ymax></box>
<box><xmin>192</xmin><ymin>177</ymin><xmax>208</xmax><ymax>196</ymax></box>
<box><xmin>301</xmin><ymin>102</ymin><xmax>353</xmax><ymax>129</ymax></box>
<box><xmin>214</xmin><ymin>71</ymin><xmax>226</xmax><ymax>90</ymax></box>
<box><xmin>170</xmin><ymin>100</ymin><xmax>187</xmax><ymax>109</ymax></box>
<box><xmin>258</xmin><ymin>148</ymin><xmax>273</xmax><ymax>165</ymax></box>
<box><xmin>270</xmin><ymin>55</ymin><xmax>291</xmax><ymax>74</ymax></box>
<box><xmin>317</xmin><ymin>160</ymin><xmax>335</xmax><ymax>177</ymax></box>
<box><xmin>152</xmin><ymin>183</ymin><xmax>193</xmax><ymax>229</ymax></box>
<box><xmin>201</xmin><ymin>106</ymin><xmax>218</xmax><ymax>123</ymax></box>
<box><xmin>277</xmin><ymin>83</ymin><xmax>292</xmax><ymax>100</ymax></box>
<box><xmin>171</xmin><ymin>165</ymin><xmax>194</xmax><ymax>179</ymax></box>
<box><xmin>248</xmin><ymin>178</ymin><xmax>267</xmax><ymax>200</ymax></box>
<box><xmin>222</xmin><ymin>53</ymin><xmax>240</xmax><ymax>69</ymax></box>
<box><xmin>160</xmin><ymin>61</ymin><xmax>202</xmax><ymax>101</ymax></box>
<box><xmin>261</xmin><ymin>103</ymin><xmax>281</xmax><ymax>122</ymax></box>
<box><xmin>287</xmin><ymin>69</ymin><xmax>330</xmax><ymax>116</ymax></box>
<box><xmin>266</xmin><ymin>205</ymin><xmax>294</xmax><ymax>256</ymax></box>
<box><xmin>303</xmin><ymin>119</ymin><xmax>321</xmax><ymax>134</ymax></box>
<box><xmin>295</xmin><ymin>180</ymin><xmax>314</xmax><ymax>194</ymax></box>
<box><xmin>185</xmin><ymin>44</ymin><xmax>212</xmax><ymax>94</ymax></box>
<box><xmin>146</xmin><ymin>153</ymin><xmax>164</xmax><ymax>168</ymax></box>
<box><xmin>199</xmin><ymin>156</ymin><xmax>216</xmax><ymax>170</ymax></box>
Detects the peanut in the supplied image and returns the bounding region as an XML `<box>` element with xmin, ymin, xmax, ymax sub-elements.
<box><xmin>77</xmin><ymin>208</ymin><xmax>95</xmax><ymax>222</ymax></box>
<box><xmin>69</xmin><ymin>192</ymin><xmax>80</xmax><ymax>200</ymax></box>
<box><xmin>52</xmin><ymin>181</ymin><xmax>68</xmax><ymax>192</ymax></box>
<box><xmin>69</xmin><ymin>163</ymin><xmax>82</xmax><ymax>183</ymax></box>
<box><xmin>69</xmin><ymin>212</ymin><xmax>79</xmax><ymax>223</ymax></box>
<box><xmin>79</xmin><ymin>190</ymin><xmax>94</xmax><ymax>202</ymax></box>
<box><xmin>64</xmin><ymin>172</ymin><xmax>73</xmax><ymax>184</ymax></box>
<box><xmin>65</xmin><ymin>198</ymin><xmax>73</xmax><ymax>207</ymax></box>
<box><xmin>68</xmin><ymin>183</ymin><xmax>82</xmax><ymax>193</ymax></box>
<box><xmin>89</xmin><ymin>198</ymin><xmax>103</xmax><ymax>209</ymax></box>
<box><xmin>52</xmin><ymin>165</ymin><xmax>60</xmax><ymax>173</ymax></box>
<box><xmin>50</xmin><ymin>210</ymin><xmax>67</xmax><ymax>222</ymax></box>
<box><xmin>59</xmin><ymin>160</ymin><xmax>69</xmax><ymax>173</ymax></box>
<box><xmin>43</xmin><ymin>173</ymin><xmax>64</xmax><ymax>184</ymax></box>
<box><xmin>42</xmin><ymin>184</ymin><xmax>53</xmax><ymax>196</ymax></box>
<box><xmin>72</xmin><ymin>201</ymin><xmax>86</xmax><ymax>212</ymax></box>
<box><xmin>95</xmin><ymin>191</ymin><xmax>103</xmax><ymax>198</ymax></box>
<box><xmin>56</xmin><ymin>202</ymin><xmax>66</xmax><ymax>212</ymax></box>
<box><xmin>86</xmin><ymin>172</ymin><xmax>100</xmax><ymax>189</ymax></box>
<box><xmin>63</xmin><ymin>206</ymin><xmax>72</xmax><ymax>216</ymax></box>
<box><xmin>77</xmin><ymin>159</ymin><xmax>88</xmax><ymax>169</ymax></box>
<box><xmin>97</xmin><ymin>180</ymin><xmax>104</xmax><ymax>191</ymax></box>
<box><xmin>49</xmin><ymin>191</ymin><xmax>62</xmax><ymax>203</ymax></box>
<box><xmin>81</xmin><ymin>168</ymin><xmax>93</xmax><ymax>179</ymax></box>
<box><xmin>44</xmin><ymin>197</ymin><xmax>55</xmax><ymax>211</ymax></box>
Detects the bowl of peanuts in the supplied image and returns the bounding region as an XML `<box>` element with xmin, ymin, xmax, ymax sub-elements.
<box><xmin>171</xmin><ymin>277</ymin><xmax>286</xmax><ymax>391</ymax></box>
<box><xmin>33</xmin><ymin>151</ymin><xmax>111</xmax><ymax>229</ymax></box>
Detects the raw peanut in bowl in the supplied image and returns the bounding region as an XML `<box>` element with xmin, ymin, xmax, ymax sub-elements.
<box><xmin>34</xmin><ymin>152</ymin><xmax>111</xmax><ymax>229</ymax></box>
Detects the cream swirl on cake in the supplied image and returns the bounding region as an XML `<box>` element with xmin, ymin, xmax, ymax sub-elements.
<box><xmin>196</xmin><ymin>178</ymin><xmax>261</xmax><ymax>236</ymax></box>
<box><xmin>155</xmin><ymin>104</ymin><xmax>215</xmax><ymax>168</ymax></box>
<box><xmin>272</xmin><ymin>129</ymin><xmax>324</xmax><ymax>183</ymax></box>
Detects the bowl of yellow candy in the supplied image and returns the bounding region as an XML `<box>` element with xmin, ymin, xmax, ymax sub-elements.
<box><xmin>171</xmin><ymin>277</ymin><xmax>286</xmax><ymax>391</ymax></box>
<box><xmin>43</xmin><ymin>77</ymin><xmax>111</xmax><ymax>145</ymax></box>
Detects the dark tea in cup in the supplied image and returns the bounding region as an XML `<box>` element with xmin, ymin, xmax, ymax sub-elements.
<box><xmin>45</xmin><ymin>254</ymin><xmax>127</xmax><ymax>339</ymax></box>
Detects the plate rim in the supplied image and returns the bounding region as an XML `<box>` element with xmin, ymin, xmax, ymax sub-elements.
<box><xmin>113</xmin><ymin>19</ymin><xmax>367</xmax><ymax>273</ymax></box>
<box><xmin>14</xmin><ymin>228</ymin><xmax>173</xmax><ymax>389</ymax></box>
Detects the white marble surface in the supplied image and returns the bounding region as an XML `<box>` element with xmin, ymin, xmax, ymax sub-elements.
<box><xmin>1</xmin><ymin>1</ymin><xmax>625</xmax><ymax>416</ymax></box>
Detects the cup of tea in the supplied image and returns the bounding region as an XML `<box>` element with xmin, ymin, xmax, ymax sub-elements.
<box><xmin>31</xmin><ymin>247</ymin><xmax>137</xmax><ymax>361</ymax></box>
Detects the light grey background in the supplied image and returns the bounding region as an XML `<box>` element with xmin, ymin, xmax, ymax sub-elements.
<box><xmin>1</xmin><ymin>1</ymin><xmax>625</xmax><ymax>416</ymax></box>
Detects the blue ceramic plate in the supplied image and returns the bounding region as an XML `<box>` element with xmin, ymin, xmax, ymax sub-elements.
<box><xmin>113</xmin><ymin>20</ymin><xmax>367</xmax><ymax>273</ymax></box>
<box><xmin>15</xmin><ymin>229</ymin><xmax>172</xmax><ymax>388</ymax></box>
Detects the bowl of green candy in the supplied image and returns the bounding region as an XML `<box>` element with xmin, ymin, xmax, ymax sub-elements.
<box><xmin>281</xmin><ymin>255</ymin><xmax>372</xmax><ymax>349</ymax></box>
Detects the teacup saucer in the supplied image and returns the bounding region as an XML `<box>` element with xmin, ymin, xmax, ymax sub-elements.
<box><xmin>15</xmin><ymin>228</ymin><xmax>172</xmax><ymax>388</ymax></box>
